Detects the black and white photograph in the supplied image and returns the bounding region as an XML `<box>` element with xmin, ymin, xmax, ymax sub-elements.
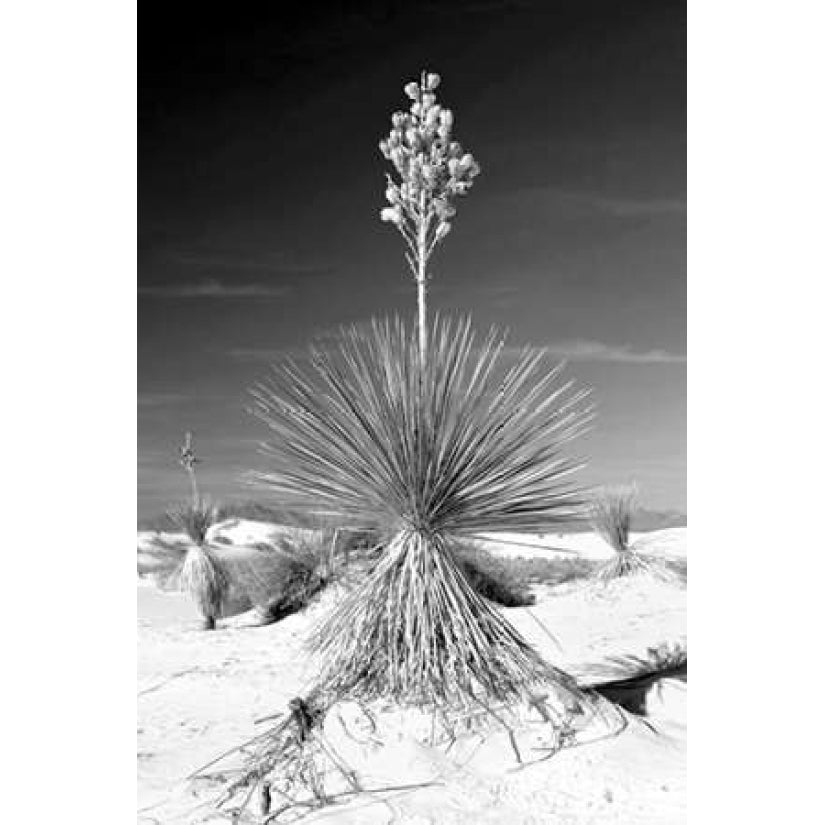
<box><xmin>137</xmin><ymin>2</ymin><xmax>687</xmax><ymax>822</ymax></box>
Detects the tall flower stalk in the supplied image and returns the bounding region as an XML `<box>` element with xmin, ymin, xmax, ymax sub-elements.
<box><xmin>178</xmin><ymin>431</ymin><xmax>201</xmax><ymax>505</ymax></box>
<box><xmin>379</xmin><ymin>70</ymin><xmax>480</xmax><ymax>363</ymax></box>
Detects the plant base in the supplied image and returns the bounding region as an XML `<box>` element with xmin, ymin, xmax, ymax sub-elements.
<box><xmin>594</xmin><ymin>549</ymin><xmax>680</xmax><ymax>584</ymax></box>
<box><xmin>179</xmin><ymin>544</ymin><xmax>229</xmax><ymax>623</ymax></box>
<box><xmin>310</xmin><ymin>529</ymin><xmax>584</xmax><ymax>708</ymax></box>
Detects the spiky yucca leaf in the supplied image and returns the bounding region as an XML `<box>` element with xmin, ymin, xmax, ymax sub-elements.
<box><xmin>248</xmin><ymin>316</ymin><xmax>592</xmax><ymax>536</ymax></box>
<box><xmin>309</xmin><ymin>530</ymin><xmax>584</xmax><ymax>704</ymax></box>
<box><xmin>248</xmin><ymin>317</ymin><xmax>593</xmax><ymax>703</ymax></box>
<box><xmin>590</xmin><ymin>485</ymin><xmax>636</xmax><ymax>555</ymax></box>
<box><xmin>168</xmin><ymin>498</ymin><xmax>219</xmax><ymax>546</ymax></box>
<box><xmin>590</xmin><ymin>486</ymin><xmax>678</xmax><ymax>583</ymax></box>
<box><xmin>179</xmin><ymin>544</ymin><xmax>229</xmax><ymax>621</ymax></box>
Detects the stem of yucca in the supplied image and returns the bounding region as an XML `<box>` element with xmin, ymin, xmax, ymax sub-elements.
<box><xmin>188</xmin><ymin>468</ymin><xmax>199</xmax><ymax>506</ymax></box>
<box><xmin>416</xmin><ymin>188</ymin><xmax>428</xmax><ymax>364</ymax></box>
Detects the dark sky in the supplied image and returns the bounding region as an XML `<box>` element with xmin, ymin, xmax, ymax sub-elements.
<box><xmin>138</xmin><ymin>0</ymin><xmax>686</xmax><ymax>520</ymax></box>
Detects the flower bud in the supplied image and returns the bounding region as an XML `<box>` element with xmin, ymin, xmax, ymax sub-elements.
<box><xmin>435</xmin><ymin>221</ymin><xmax>451</xmax><ymax>241</ymax></box>
<box><xmin>392</xmin><ymin>112</ymin><xmax>405</xmax><ymax>128</ymax></box>
<box><xmin>422</xmin><ymin>93</ymin><xmax>436</xmax><ymax>109</ymax></box>
<box><xmin>426</xmin><ymin>72</ymin><xmax>441</xmax><ymax>90</ymax></box>
<box><xmin>404</xmin><ymin>82</ymin><xmax>419</xmax><ymax>100</ymax></box>
<box><xmin>380</xmin><ymin>206</ymin><xmax>400</xmax><ymax>223</ymax></box>
<box><xmin>434</xmin><ymin>199</ymin><xmax>456</xmax><ymax>219</ymax></box>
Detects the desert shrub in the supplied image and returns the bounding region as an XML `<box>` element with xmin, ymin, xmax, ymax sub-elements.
<box><xmin>451</xmin><ymin>543</ymin><xmax>536</xmax><ymax>607</ymax></box>
<box><xmin>590</xmin><ymin>486</ymin><xmax>678</xmax><ymax>583</ymax></box>
<box><xmin>494</xmin><ymin>553</ymin><xmax>599</xmax><ymax>588</ymax></box>
<box><xmin>452</xmin><ymin>544</ymin><xmax>600</xmax><ymax>605</ymax></box>
<box><xmin>666</xmin><ymin>557</ymin><xmax>688</xmax><ymax>581</ymax></box>
<box><xmin>592</xmin><ymin>641</ymin><xmax>687</xmax><ymax>689</ymax></box>
<box><xmin>239</xmin><ymin>531</ymin><xmax>333</xmax><ymax>622</ymax></box>
<box><xmin>591</xmin><ymin>485</ymin><xmax>635</xmax><ymax>556</ymax></box>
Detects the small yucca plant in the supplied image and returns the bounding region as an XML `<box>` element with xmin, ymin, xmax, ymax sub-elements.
<box><xmin>249</xmin><ymin>315</ymin><xmax>592</xmax><ymax>704</ymax></box>
<box><xmin>169</xmin><ymin>434</ymin><xmax>229</xmax><ymax>629</ymax></box>
<box><xmin>590</xmin><ymin>485</ymin><xmax>674</xmax><ymax>583</ymax></box>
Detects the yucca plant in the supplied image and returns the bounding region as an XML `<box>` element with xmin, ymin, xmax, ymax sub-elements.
<box><xmin>590</xmin><ymin>485</ymin><xmax>674</xmax><ymax>583</ymax></box>
<box><xmin>169</xmin><ymin>500</ymin><xmax>229</xmax><ymax>631</ymax></box>
<box><xmin>168</xmin><ymin>433</ymin><xmax>230</xmax><ymax>630</ymax></box>
<box><xmin>193</xmin><ymin>72</ymin><xmax>610</xmax><ymax>822</ymax></box>
<box><xmin>249</xmin><ymin>315</ymin><xmax>592</xmax><ymax>704</ymax></box>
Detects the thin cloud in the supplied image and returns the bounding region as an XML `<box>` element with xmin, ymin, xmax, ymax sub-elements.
<box><xmin>137</xmin><ymin>392</ymin><xmax>192</xmax><ymax>408</ymax></box>
<box><xmin>138</xmin><ymin>279</ymin><xmax>292</xmax><ymax>299</ymax></box>
<box><xmin>229</xmin><ymin>337</ymin><xmax>683</xmax><ymax>367</ymax></box>
<box><xmin>227</xmin><ymin>347</ymin><xmax>294</xmax><ymax>362</ymax></box>
<box><xmin>582</xmin><ymin>194</ymin><xmax>686</xmax><ymax>217</ymax></box>
<box><xmin>538</xmin><ymin>340</ymin><xmax>686</xmax><ymax>364</ymax></box>
<box><xmin>170</xmin><ymin>252</ymin><xmax>330</xmax><ymax>277</ymax></box>
<box><xmin>492</xmin><ymin>186</ymin><xmax>686</xmax><ymax>218</ymax></box>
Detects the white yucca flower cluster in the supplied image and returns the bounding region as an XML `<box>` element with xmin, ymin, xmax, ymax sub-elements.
<box><xmin>378</xmin><ymin>71</ymin><xmax>480</xmax><ymax>279</ymax></box>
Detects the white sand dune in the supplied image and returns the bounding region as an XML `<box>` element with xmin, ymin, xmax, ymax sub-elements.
<box><xmin>137</xmin><ymin>526</ymin><xmax>686</xmax><ymax>824</ymax></box>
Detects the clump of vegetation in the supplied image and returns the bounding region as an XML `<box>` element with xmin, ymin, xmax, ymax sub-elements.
<box><xmin>145</xmin><ymin>436</ymin><xmax>352</xmax><ymax>629</ymax></box>
<box><xmin>588</xmin><ymin>641</ymin><xmax>687</xmax><ymax>716</ymax></box>
<box><xmin>453</xmin><ymin>542</ymin><xmax>599</xmax><ymax>604</ymax></box>
<box><xmin>239</xmin><ymin>531</ymin><xmax>333</xmax><ymax>623</ymax></box>
<box><xmin>590</xmin><ymin>485</ymin><xmax>679</xmax><ymax>583</ymax></box>
<box><xmin>167</xmin><ymin>435</ymin><xmax>231</xmax><ymax>630</ymax></box>
<box><xmin>452</xmin><ymin>542</ymin><xmax>536</xmax><ymax>607</ymax></box>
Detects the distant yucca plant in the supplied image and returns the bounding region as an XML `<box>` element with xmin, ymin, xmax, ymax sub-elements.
<box><xmin>168</xmin><ymin>434</ymin><xmax>232</xmax><ymax>630</ymax></box>
<box><xmin>249</xmin><ymin>315</ymin><xmax>592</xmax><ymax>703</ymax></box>
<box><xmin>590</xmin><ymin>485</ymin><xmax>674</xmax><ymax>583</ymax></box>
<box><xmin>167</xmin><ymin>500</ymin><xmax>227</xmax><ymax>629</ymax></box>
